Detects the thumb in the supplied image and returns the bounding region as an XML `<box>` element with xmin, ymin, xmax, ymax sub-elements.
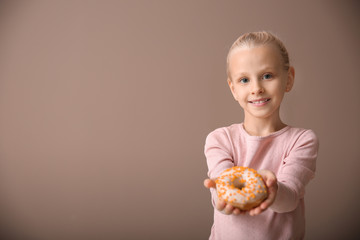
<box><xmin>258</xmin><ymin>169</ymin><xmax>277</xmax><ymax>187</ymax></box>
<box><xmin>204</xmin><ymin>179</ymin><xmax>217</xmax><ymax>189</ymax></box>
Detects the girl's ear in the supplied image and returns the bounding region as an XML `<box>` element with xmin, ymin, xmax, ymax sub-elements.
<box><xmin>286</xmin><ymin>66</ymin><xmax>295</xmax><ymax>92</ymax></box>
<box><xmin>227</xmin><ymin>78</ymin><xmax>237</xmax><ymax>100</ymax></box>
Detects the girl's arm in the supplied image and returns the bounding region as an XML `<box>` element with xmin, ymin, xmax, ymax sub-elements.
<box><xmin>204</xmin><ymin>128</ymin><xmax>237</xmax><ymax>213</ymax></box>
<box><xmin>270</xmin><ymin>130</ymin><xmax>319</xmax><ymax>213</ymax></box>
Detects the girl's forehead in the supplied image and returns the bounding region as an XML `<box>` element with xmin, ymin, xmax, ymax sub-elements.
<box><xmin>229</xmin><ymin>44</ymin><xmax>284</xmax><ymax>68</ymax></box>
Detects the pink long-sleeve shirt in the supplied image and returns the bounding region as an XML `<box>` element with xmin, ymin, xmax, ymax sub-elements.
<box><xmin>204</xmin><ymin>123</ymin><xmax>319</xmax><ymax>240</ymax></box>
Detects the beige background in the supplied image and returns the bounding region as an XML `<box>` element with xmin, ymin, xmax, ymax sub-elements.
<box><xmin>0</xmin><ymin>1</ymin><xmax>359</xmax><ymax>239</ymax></box>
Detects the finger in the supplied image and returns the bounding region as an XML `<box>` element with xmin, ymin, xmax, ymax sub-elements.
<box><xmin>203</xmin><ymin>179</ymin><xmax>216</xmax><ymax>189</ymax></box>
<box><xmin>260</xmin><ymin>187</ymin><xmax>276</xmax><ymax>210</ymax></box>
<box><xmin>260</xmin><ymin>199</ymin><xmax>271</xmax><ymax>210</ymax></box>
<box><xmin>258</xmin><ymin>170</ymin><xmax>276</xmax><ymax>184</ymax></box>
<box><xmin>249</xmin><ymin>206</ymin><xmax>263</xmax><ymax>216</ymax></box>
<box><xmin>232</xmin><ymin>208</ymin><xmax>241</xmax><ymax>215</ymax></box>
<box><xmin>260</xmin><ymin>193</ymin><xmax>274</xmax><ymax>209</ymax></box>
<box><xmin>224</xmin><ymin>204</ymin><xmax>234</xmax><ymax>215</ymax></box>
<box><xmin>266</xmin><ymin>177</ymin><xmax>276</xmax><ymax>187</ymax></box>
<box><xmin>216</xmin><ymin>198</ymin><xmax>226</xmax><ymax>211</ymax></box>
<box><xmin>249</xmin><ymin>209</ymin><xmax>255</xmax><ymax>216</ymax></box>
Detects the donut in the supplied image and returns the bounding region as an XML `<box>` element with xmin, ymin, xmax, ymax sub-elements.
<box><xmin>215</xmin><ymin>166</ymin><xmax>268</xmax><ymax>210</ymax></box>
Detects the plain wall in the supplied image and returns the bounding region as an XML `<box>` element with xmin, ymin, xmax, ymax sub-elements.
<box><xmin>0</xmin><ymin>1</ymin><xmax>359</xmax><ymax>239</ymax></box>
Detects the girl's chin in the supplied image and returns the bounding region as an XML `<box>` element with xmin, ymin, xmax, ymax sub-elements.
<box><xmin>244</xmin><ymin>110</ymin><xmax>280</xmax><ymax>120</ymax></box>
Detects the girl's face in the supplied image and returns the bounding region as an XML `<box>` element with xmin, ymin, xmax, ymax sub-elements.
<box><xmin>227</xmin><ymin>44</ymin><xmax>294</xmax><ymax>122</ymax></box>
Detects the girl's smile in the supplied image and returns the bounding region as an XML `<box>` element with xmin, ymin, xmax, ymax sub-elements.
<box><xmin>248</xmin><ymin>98</ymin><xmax>271</xmax><ymax>106</ymax></box>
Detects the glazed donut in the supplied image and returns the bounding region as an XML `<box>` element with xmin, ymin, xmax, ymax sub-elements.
<box><xmin>215</xmin><ymin>166</ymin><xmax>268</xmax><ymax>210</ymax></box>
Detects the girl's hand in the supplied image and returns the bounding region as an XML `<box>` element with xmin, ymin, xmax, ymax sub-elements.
<box><xmin>203</xmin><ymin>179</ymin><xmax>245</xmax><ymax>215</ymax></box>
<box><xmin>204</xmin><ymin>169</ymin><xmax>278</xmax><ymax>216</ymax></box>
<box><xmin>248</xmin><ymin>169</ymin><xmax>278</xmax><ymax>216</ymax></box>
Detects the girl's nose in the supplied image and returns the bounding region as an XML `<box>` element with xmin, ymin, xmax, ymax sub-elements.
<box><xmin>251</xmin><ymin>81</ymin><xmax>264</xmax><ymax>95</ymax></box>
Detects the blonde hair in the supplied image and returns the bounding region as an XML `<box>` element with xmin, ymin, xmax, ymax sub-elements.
<box><xmin>226</xmin><ymin>31</ymin><xmax>290</xmax><ymax>79</ymax></box>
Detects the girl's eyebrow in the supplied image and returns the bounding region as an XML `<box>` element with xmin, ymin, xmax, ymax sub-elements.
<box><xmin>261</xmin><ymin>66</ymin><xmax>277</xmax><ymax>72</ymax></box>
<box><xmin>233</xmin><ymin>67</ymin><xmax>276</xmax><ymax>78</ymax></box>
<box><xmin>233</xmin><ymin>72</ymin><xmax>248</xmax><ymax>78</ymax></box>
<box><xmin>257</xmin><ymin>65</ymin><xmax>277</xmax><ymax>72</ymax></box>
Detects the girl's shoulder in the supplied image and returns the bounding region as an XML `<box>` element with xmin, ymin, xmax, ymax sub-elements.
<box><xmin>285</xmin><ymin>126</ymin><xmax>319</xmax><ymax>143</ymax></box>
<box><xmin>285</xmin><ymin>126</ymin><xmax>319</xmax><ymax>149</ymax></box>
<box><xmin>205</xmin><ymin>123</ymin><xmax>242</xmax><ymax>148</ymax></box>
<box><xmin>206</xmin><ymin>123</ymin><xmax>242</xmax><ymax>139</ymax></box>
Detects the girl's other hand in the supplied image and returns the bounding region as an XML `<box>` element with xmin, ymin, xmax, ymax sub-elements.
<box><xmin>248</xmin><ymin>169</ymin><xmax>278</xmax><ymax>216</ymax></box>
<box><xmin>203</xmin><ymin>179</ymin><xmax>245</xmax><ymax>215</ymax></box>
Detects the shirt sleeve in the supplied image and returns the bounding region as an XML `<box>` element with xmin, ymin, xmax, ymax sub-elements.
<box><xmin>204</xmin><ymin>128</ymin><xmax>235</xmax><ymax>207</ymax></box>
<box><xmin>270</xmin><ymin>129</ymin><xmax>319</xmax><ymax>213</ymax></box>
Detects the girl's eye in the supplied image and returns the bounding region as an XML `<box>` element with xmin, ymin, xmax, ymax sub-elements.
<box><xmin>263</xmin><ymin>73</ymin><xmax>273</xmax><ymax>80</ymax></box>
<box><xmin>239</xmin><ymin>78</ymin><xmax>249</xmax><ymax>84</ymax></box>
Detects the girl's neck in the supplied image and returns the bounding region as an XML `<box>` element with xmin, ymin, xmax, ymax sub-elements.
<box><xmin>243</xmin><ymin>115</ymin><xmax>286</xmax><ymax>137</ymax></box>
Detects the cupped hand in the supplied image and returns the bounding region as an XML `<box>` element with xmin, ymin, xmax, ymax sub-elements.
<box><xmin>204</xmin><ymin>170</ymin><xmax>278</xmax><ymax>216</ymax></box>
<box><xmin>248</xmin><ymin>169</ymin><xmax>278</xmax><ymax>216</ymax></box>
<box><xmin>203</xmin><ymin>179</ymin><xmax>245</xmax><ymax>215</ymax></box>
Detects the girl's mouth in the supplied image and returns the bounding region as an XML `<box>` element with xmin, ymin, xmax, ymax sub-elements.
<box><xmin>248</xmin><ymin>98</ymin><xmax>271</xmax><ymax>105</ymax></box>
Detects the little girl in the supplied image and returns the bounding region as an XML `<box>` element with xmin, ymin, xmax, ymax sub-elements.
<box><xmin>203</xmin><ymin>31</ymin><xmax>319</xmax><ymax>240</ymax></box>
